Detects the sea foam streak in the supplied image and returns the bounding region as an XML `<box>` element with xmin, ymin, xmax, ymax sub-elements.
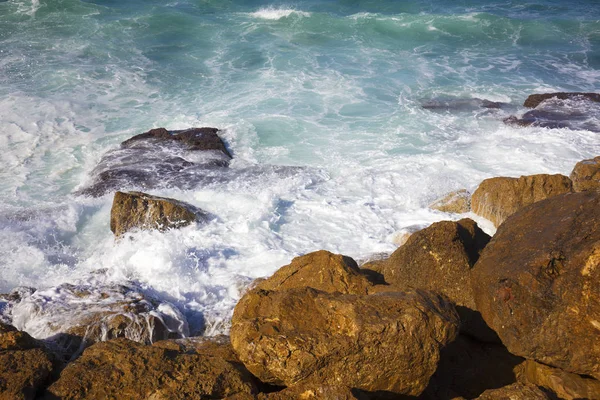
<box><xmin>249</xmin><ymin>6</ymin><xmax>310</xmax><ymax>20</ymax></box>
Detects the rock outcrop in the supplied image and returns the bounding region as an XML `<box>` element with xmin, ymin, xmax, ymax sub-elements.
<box><xmin>515</xmin><ymin>360</ymin><xmax>600</xmax><ymax>400</ymax></box>
<box><xmin>570</xmin><ymin>156</ymin><xmax>600</xmax><ymax>192</ymax></box>
<box><xmin>475</xmin><ymin>383</ymin><xmax>550</xmax><ymax>400</ymax></box>
<box><xmin>230</xmin><ymin>287</ymin><xmax>459</xmax><ymax>397</ymax></box>
<box><xmin>523</xmin><ymin>92</ymin><xmax>600</xmax><ymax>108</ymax></box>
<box><xmin>472</xmin><ymin>191</ymin><xmax>600</xmax><ymax>379</ymax></box>
<box><xmin>364</xmin><ymin>219</ymin><xmax>494</xmax><ymax>341</ymax></box>
<box><xmin>429</xmin><ymin>189</ymin><xmax>471</xmax><ymax>213</ymax></box>
<box><xmin>0</xmin><ymin>323</ymin><xmax>54</xmax><ymax>400</ymax></box>
<box><xmin>471</xmin><ymin>174</ymin><xmax>573</xmax><ymax>227</ymax></box>
<box><xmin>110</xmin><ymin>191</ymin><xmax>205</xmax><ymax>236</ymax></box>
<box><xmin>46</xmin><ymin>337</ymin><xmax>257</xmax><ymax>399</ymax></box>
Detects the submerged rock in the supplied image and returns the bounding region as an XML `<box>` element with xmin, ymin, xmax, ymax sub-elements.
<box><xmin>471</xmin><ymin>174</ymin><xmax>573</xmax><ymax>227</ymax></box>
<box><xmin>422</xmin><ymin>97</ymin><xmax>506</xmax><ymax>112</ymax></box>
<box><xmin>429</xmin><ymin>189</ymin><xmax>471</xmax><ymax>214</ymax></box>
<box><xmin>364</xmin><ymin>219</ymin><xmax>494</xmax><ymax>341</ymax></box>
<box><xmin>0</xmin><ymin>323</ymin><xmax>54</xmax><ymax>400</ymax></box>
<box><xmin>523</xmin><ymin>92</ymin><xmax>600</xmax><ymax>108</ymax></box>
<box><xmin>46</xmin><ymin>337</ymin><xmax>257</xmax><ymax>399</ymax></box>
<box><xmin>110</xmin><ymin>191</ymin><xmax>206</xmax><ymax>236</ymax></box>
<box><xmin>122</xmin><ymin>127</ymin><xmax>232</xmax><ymax>157</ymax></box>
<box><xmin>231</xmin><ymin>287</ymin><xmax>459</xmax><ymax>397</ymax></box>
<box><xmin>515</xmin><ymin>359</ymin><xmax>600</xmax><ymax>400</ymax></box>
<box><xmin>570</xmin><ymin>156</ymin><xmax>600</xmax><ymax>192</ymax></box>
<box><xmin>472</xmin><ymin>191</ymin><xmax>600</xmax><ymax>379</ymax></box>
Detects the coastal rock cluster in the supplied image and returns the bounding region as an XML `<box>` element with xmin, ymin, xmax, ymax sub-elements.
<box><xmin>1</xmin><ymin>93</ymin><xmax>599</xmax><ymax>399</ymax></box>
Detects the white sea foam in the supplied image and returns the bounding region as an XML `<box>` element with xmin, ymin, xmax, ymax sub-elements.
<box><xmin>249</xmin><ymin>7</ymin><xmax>310</xmax><ymax>20</ymax></box>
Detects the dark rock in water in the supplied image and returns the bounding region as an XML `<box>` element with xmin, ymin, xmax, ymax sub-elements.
<box><xmin>422</xmin><ymin>97</ymin><xmax>506</xmax><ymax>112</ymax></box>
<box><xmin>363</xmin><ymin>219</ymin><xmax>495</xmax><ymax>342</ymax></box>
<box><xmin>424</xmin><ymin>334</ymin><xmax>524</xmax><ymax>399</ymax></box>
<box><xmin>471</xmin><ymin>174</ymin><xmax>573</xmax><ymax>227</ymax></box>
<box><xmin>472</xmin><ymin>191</ymin><xmax>600</xmax><ymax>380</ymax></box>
<box><xmin>45</xmin><ymin>337</ymin><xmax>257</xmax><ymax>399</ymax></box>
<box><xmin>0</xmin><ymin>323</ymin><xmax>55</xmax><ymax>400</ymax></box>
<box><xmin>475</xmin><ymin>383</ymin><xmax>550</xmax><ymax>399</ymax></box>
<box><xmin>523</xmin><ymin>92</ymin><xmax>600</xmax><ymax>108</ymax></box>
<box><xmin>110</xmin><ymin>191</ymin><xmax>206</xmax><ymax>236</ymax></box>
<box><xmin>570</xmin><ymin>156</ymin><xmax>600</xmax><ymax>192</ymax></box>
<box><xmin>231</xmin><ymin>287</ymin><xmax>459</xmax><ymax>396</ymax></box>
<box><xmin>76</xmin><ymin>127</ymin><xmax>231</xmax><ymax>197</ymax></box>
<box><xmin>515</xmin><ymin>359</ymin><xmax>600</xmax><ymax>400</ymax></box>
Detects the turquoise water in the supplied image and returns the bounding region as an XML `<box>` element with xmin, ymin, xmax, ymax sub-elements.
<box><xmin>0</xmin><ymin>0</ymin><xmax>599</xmax><ymax>337</ymax></box>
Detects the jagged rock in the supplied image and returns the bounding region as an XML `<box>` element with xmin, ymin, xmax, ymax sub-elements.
<box><xmin>230</xmin><ymin>287</ymin><xmax>459</xmax><ymax>397</ymax></box>
<box><xmin>475</xmin><ymin>383</ymin><xmax>550</xmax><ymax>399</ymax></box>
<box><xmin>472</xmin><ymin>191</ymin><xmax>600</xmax><ymax>379</ymax></box>
<box><xmin>76</xmin><ymin>127</ymin><xmax>231</xmax><ymax>197</ymax></box>
<box><xmin>110</xmin><ymin>191</ymin><xmax>205</xmax><ymax>236</ymax></box>
<box><xmin>0</xmin><ymin>323</ymin><xmax>54</xmax><ymax>400</ymax></box>
<box><xmin>46</xmin><ymin>338</ymin><xmax>257</xmax><ymax>399</ymax></box>
<box><xmin>424</xmin><ymin>334</ymin><xmax>524</xmax><ymax>399</ymax></box>
<box><xmin>523</xmin><ymin>92</ymin><xmax>600</xmax><ymax>108</ymax></box>
<box><xmin>363</xmin><ymin>219</ymin><xmax>494</xmax><ymax>341</ymax></box>
<box><xmin>570</xmin><ymin>156</ymin><xmax>600</xmax><ymax>192</ymax></box>
<box><xmin>226</xmin><ymin>385</ymin><xmax>361</xmax><ymax>400</ymax></box>
<box><xmin>9</xmin><ymin>283</ymin><xmax>188</xmax><ymax>359</ymax></box>
<box><xmin>429</xmin><ymin>189</ymin><xmax>471</xmax><ymax>213</ymax></box>
<box><xmin>515</xmin><ymin>360</ymin><xmax>600</xmax><ymax>400</ymax></box>
<box><xmin>252</xmin><ymin>250</ymin><xmax>375</xmax><ymax>295</ymax></box>
<box><xmin>471</xmin><ymin>174</ymin><xmax>573</xmax><ymax>227</ymax></box>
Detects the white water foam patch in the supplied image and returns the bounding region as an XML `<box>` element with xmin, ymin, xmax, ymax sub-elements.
<box><xmin>249</xmin><ymin>6</ymin><xmax>310</xmax><ymax>20</ymax></box>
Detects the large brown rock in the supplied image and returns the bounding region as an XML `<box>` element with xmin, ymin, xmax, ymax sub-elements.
<box><xmin>0</xmin><ymin>323</ymin><xmax>54</xmax><ymax>400</ymax></box>
<box><xmin>515</xmin><ymin>360</ymin><xmax>600</xmax><ymax>400</ymax></box>
<box><xmin>471</xmin><ymin>174</ymin><xmax>573</xmax><ymax>227</ymax></box>
<box><xmin>471</xmin><ymin>191</ymin><xmax>600</xmax><ymax>379</ymax></box>
<box><xmin>46</xmin><ymin>338</ymin><xmax>256</xmax><ymax>399</ymax></box>
<box><xmin>252</xmin><ymin>250</ymin><xmax>375</xmax><ymax>295</ymax></box>
<box><xmin>475</xmin><ymin>383</ymin><xmax>550</xmax><ymax>400</ymax></box>
<box><xmin>570</xmin><ymin>156</ymin><xmax>600</xmax><ymax>192</ymax></box>
<box><xmin>523</xmin><ymin>92</ymin><xmax>600</xmax><ymax>108</ymax></box>
<box><xmin>227</xmin><ymin>385</ymin><xmax>361</xmax><ymax>400</ymax></box>
<box><xmin>364</xmin><ymin>219</ymin><xmax>493</xmax><ymax>341</ymax></box>
<box><xmin>230</xmin><ymin>287</ymin><xmax>459</xmax><ymax>397</ymax></box>
<box><xmin>110</xmin><ymin>191</ymin><xmax>204</xmax><ymax>236</ymax></box>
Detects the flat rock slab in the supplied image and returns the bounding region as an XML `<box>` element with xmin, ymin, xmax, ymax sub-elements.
<box><xmin>523</xmin><ymin>92</ymin><xmax>600</xmax><ymax>108</ymax></box>
<box><xmin>472</xmin><ymin>191</ymin><xmax>600</xmax><ymax>379</ymax></box>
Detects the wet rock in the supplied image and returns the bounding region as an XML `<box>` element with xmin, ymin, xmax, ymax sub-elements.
<box><xmin>252</xmin><ymin>250</ymin><xmax>375</xmax><ymax>295</ymax></box>
<box><xmin>45</xmin><ymin>337</ymin><xmax>257</xmax><ymax>399</ymax></box>
<box><xmin>471</xmin><ymin>191</ymin><xmax>600</xmax><ymax>379</ymax></box>
<box><xmin>0</xmin><ymin>323</ymin><xmax>54</xmax><ymax>400</ymax></box>
<box><xmin>9</xmin><ymin>283</ymin><xmax>188</xmax><ymax>359</ymax></box>
<box><xmin>570</xmin><ymin>156</ymin><xmax>600</xmax><ymax>192</ymax></box>
<box><xmin>110</xmin><ymin>191</ymin><xmax>206</xmax><ymax>236</ymax></box>
<box><xmin>515</xmin><ymin>359</ymin><xmax>600</xmax><ymax>400</ymax></box>
<box><xmin>422</xmin><ymin>97</ymin><xmax>506</xmax><ymax>112</ymax></box>
<box><xmin>230</xmin><ymin>287</ymin><xmax>459</xmax><ymax>397</ymax></box>
<box><xmin>424</xmin><ymin>334</ymin><xmax>524</xmax><ymax>399</ymax></box>
<box><xmin>523</xmin><ymin>92</ymin><xmax>600</xmax><ymax>108</ymax></box>
<box><xmin>363</xmin><ymin>219</ymin><xmax>494</xmax><ymax>341</ymax></box>
<box><xmin>471</xmin><ymin>174</ymin><xmax>573</xmax><ymax>227</ymax></box>
<box><xmin>76</xmin><ymin>127</ymin><xmax>231</xmax><ymax>197</ymax></box>
<box><xmin>429</xmin><ymin>189</ymin><xmax>471</xmax><ymax>214</ymax></box>
<box><xmin>475</xmin><ymin>383</ymin><xmax>550</xmax><ymax>400</ymax></box>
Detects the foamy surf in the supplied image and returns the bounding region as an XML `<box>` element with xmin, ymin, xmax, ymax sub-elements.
<box><xmin>248</xmin><ymin>7</ymin><xmax>310</xmax><ymax>20</ymax></box>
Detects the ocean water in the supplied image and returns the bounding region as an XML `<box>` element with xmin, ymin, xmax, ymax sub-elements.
<box><xmin>0</xmin><ymin>0</ymin><xmax>599</xmax><ymax>339</ymax></box>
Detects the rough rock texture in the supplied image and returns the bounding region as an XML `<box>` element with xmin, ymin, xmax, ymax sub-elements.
<box><xmin>515</xmin><ymin>360</ymin><xmax>600</xmax><ymax>400</ymax></box>
<box><xmin>122</xmin><ymin>127</ymin><xmax>232</xmax><ymax>158</ymax></box>
<box><xmin>475</xmin><ymin>383</ymin><xmax>550</xmax><ymax>400</ymax></box>
<box><xmin>471</xmin><ymin>174</ymin><xmax>573</xmax><ymax>227</ymax></box>
<box><xmin>471</xmin><ymin>191</ymin><xmax>600</xmax><ymax>379</ymax></box>
<box><xmin>429</xmin><ymin>189</ymin><xmax>471</xmax><ymax>213</ymax></box>
<box><xmin>252</xmin><ymin>250</ymin><xmax>375</xmax><ymax>295</ymax></box>
<box><xmin>364</xmin><ymin>219</ymin><xmax>494</xmax><ymax>341</ymax></box>
<box><xmin>570</xmin><ymin>156</ymin><xmax>600</xmax><ymax>192</ymax></box>
<box><xmin>110</xmin><ymin>191</ymin><xmax>204</xmax><ymax>236</ymax></box>
<box><xmin>227</xmin><ymin>385</ymin><xmax>362</xmax><ymax>400</ymax></box>
<box><xmin>523</xmin><ymin>92</ymin><xmax>600</xmax><ymax>108</ymax></box>
<box><xmin>0</xmin><ymin>323</ymin><xmax>54</xmax><ymax>400</ymax></box>
<box><xmin>424</xmin><ymin>334</ymin><xmax>524</xmax><ymax>399</ymax></box>
<box><xmin>230</xmin><ymin>287</ymin><xmax>459</xmax><ymax>397</ymax></box>
<box><xmin>46</xmin><ymin>338</ymin><xmax>256</xmax><ymax>399</ymax></box>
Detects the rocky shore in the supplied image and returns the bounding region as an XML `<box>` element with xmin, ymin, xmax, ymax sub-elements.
<box><xmin>1</xmin><ymin>92</ymin><xmax>599</xmax><ymax>399</ymax></box>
